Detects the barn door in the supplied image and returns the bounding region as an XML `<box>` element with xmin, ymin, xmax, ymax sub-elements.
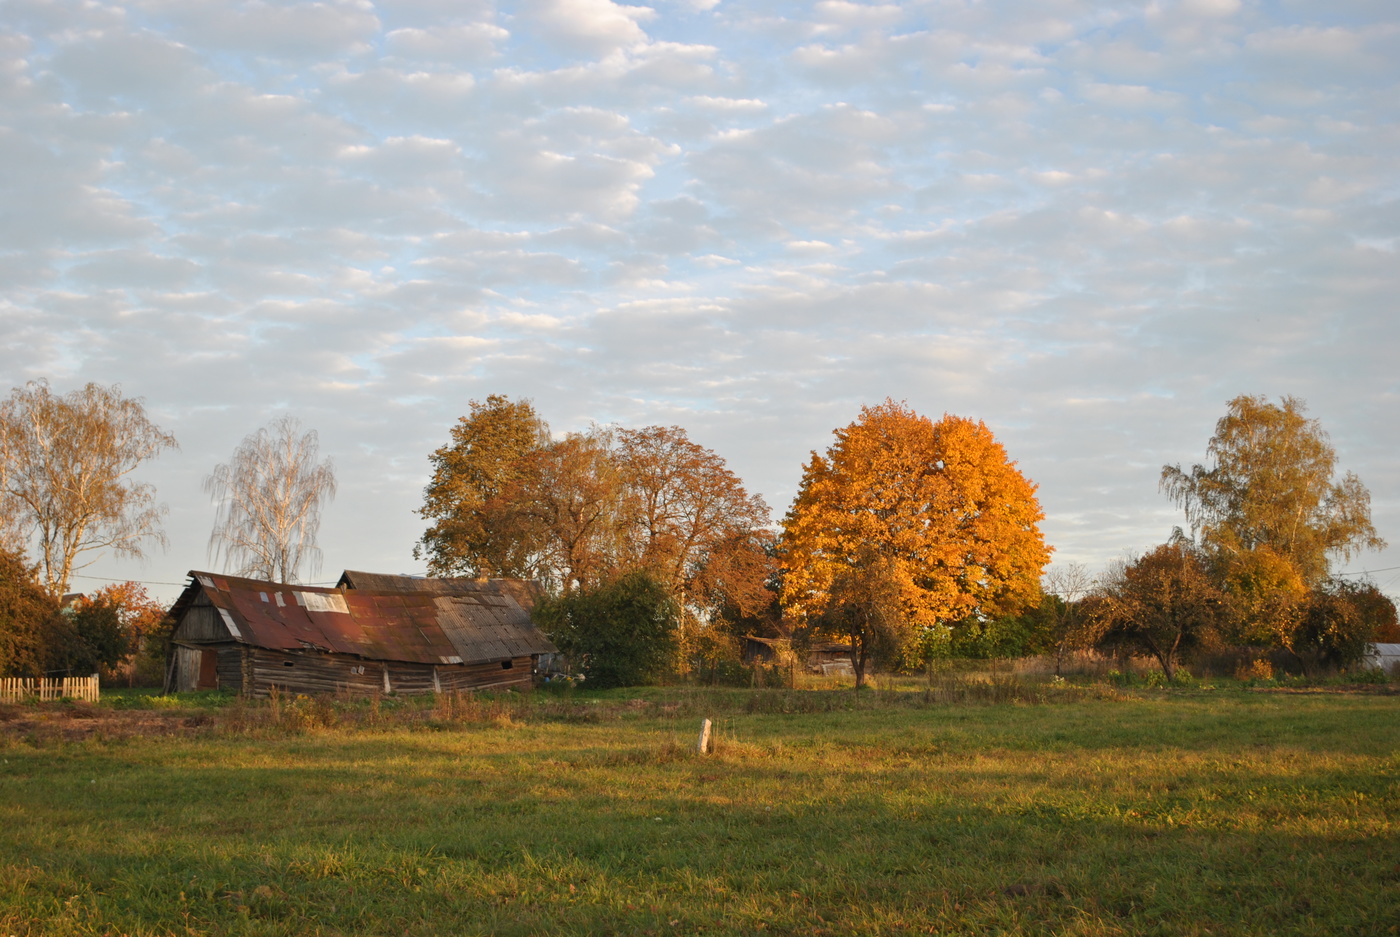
<box><xmin>198</xmin><ymin>649</ymin><xmax>219</xmax><ymax>690</ymax></box>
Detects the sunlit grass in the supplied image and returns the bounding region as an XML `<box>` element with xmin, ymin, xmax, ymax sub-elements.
<box><xmin>2</xmin><ymin>685</ymin><xmax>1397</xmax><ymax>935</ymax></box>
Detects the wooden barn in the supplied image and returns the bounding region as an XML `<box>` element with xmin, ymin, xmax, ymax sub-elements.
<box><xmin>164</xmin><ymin>571</ymin><xmax>557</xmax><ymax>696</ymax></box>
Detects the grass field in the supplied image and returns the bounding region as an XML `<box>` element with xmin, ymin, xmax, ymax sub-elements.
<box><xmin>2</xmin><ymin>681</ymin><xmax>1398</xmax><ymax>936</ymax></box>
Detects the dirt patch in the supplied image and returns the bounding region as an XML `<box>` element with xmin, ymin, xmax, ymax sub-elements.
<box><xmin>0</xmin><ymin>702</ymin><xmax>215</xmax><ymax>744</ymax></box>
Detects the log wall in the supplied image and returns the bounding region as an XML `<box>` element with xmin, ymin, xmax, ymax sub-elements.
<box><xmin>244</xmin><ymin>647</ymin><xmax>534</xmax><ymax>697</ymax></box>
<box><xmin>216</xmin><ymin>645</ymin><xmax>245</xmax><ymax>694</ymax></box>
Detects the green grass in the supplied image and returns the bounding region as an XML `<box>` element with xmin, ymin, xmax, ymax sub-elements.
<box><xmin>2</xmin><ymin>685</ymin><xmax>1398</xmax><ymax>935</ymax></box>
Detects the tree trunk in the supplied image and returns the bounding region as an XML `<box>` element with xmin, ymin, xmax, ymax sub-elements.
<box><xmin>850</xmin><ymin>627</ymin><xmax>866</xmax><ymax>689</ymax></box>
<box><xmin>1142</xmin><ymin>634</ymin><xmax>1175</xmax><ymax>682</ymax></box>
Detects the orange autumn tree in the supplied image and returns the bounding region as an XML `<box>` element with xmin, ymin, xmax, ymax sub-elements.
<box><xmin>780</xmin><ymin>401</ymin><xmax>1051</xmax><ymax>686</ymax></box>
<box><xmin>64</xmin><ymin>580</ymin><xmax>172</xmax><ymax>684</ymax></box>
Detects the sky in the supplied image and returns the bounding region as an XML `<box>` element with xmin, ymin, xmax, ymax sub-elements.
<box><xmin>1</xmin><ymin>0</ymin><xmax>1397</xmax><ymax>606</ymax></box>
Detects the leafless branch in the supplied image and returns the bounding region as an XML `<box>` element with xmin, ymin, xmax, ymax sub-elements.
<box><xmin>205</xmin><ymin>416</ymin><xmax>336</xmax><ymax>584</ymax></box>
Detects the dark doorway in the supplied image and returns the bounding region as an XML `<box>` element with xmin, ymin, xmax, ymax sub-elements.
<box><xmin>198</xmin><ymin>649</ymin><xmax>218</xmax><ymax>689</ymax></box>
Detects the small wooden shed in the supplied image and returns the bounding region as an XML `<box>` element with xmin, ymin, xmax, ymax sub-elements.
<box><xmin>164</xmin><ymin>571</ymin><xmax>557</xmax><ymax>696</ymax></box>
<box><xmin>809</xmin><ymin>642</ymin><xmax>856</xmax><ymax>675</ymax></box>
<box><xmin>742</xmin><ymin>635</ymin><xmax>785</xmax><ymax>664</ymax></box>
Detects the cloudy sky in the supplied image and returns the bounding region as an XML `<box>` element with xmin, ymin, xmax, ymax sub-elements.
<box><xmin>2</xmin><ymin>0</ymin><xmax>1397</xmax><ymax>604</ymax></box>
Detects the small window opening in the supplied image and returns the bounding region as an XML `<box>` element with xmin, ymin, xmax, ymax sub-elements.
<box><xmin>260</xmin><ymin>592</ymin><xmax>269</xmax><ymax>603</ymax></box>
<box><xmin>500</xmin><ymin>660</ymin><xmax>514</xmax><ymax>670</ymax></box>
<box><xmin>283</xmin><ymin>660</ymin><xmax>295</xmax><ymax>667</ymax></box>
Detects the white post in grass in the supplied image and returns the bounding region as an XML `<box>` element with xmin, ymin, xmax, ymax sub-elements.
<box><xmin>697</xmin><ymin>718</ymin><xmax>712</xmax><ymax>754</ymax></box>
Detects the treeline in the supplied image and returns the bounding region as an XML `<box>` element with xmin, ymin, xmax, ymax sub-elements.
<box><xmin>413</xmin><ymin>396</ymin><xmax>778</xmax><ymax>686</ymax></box>
<box><xmin>422</xmin><ymin>394</ymin><xmax>1395</xmax><ymax>687</ymax></box>
<box><xmin>0</xmin><ymin>381</ymin><xmax>338</xmax><ymax>682</ymax></box>
<box><xmin>417</xmin><ymin>397</ymin><xmax>1056</xmax><ymax>687</ymax></box>
<box><xmin>980</xmin><ymin>395</ymin><xmax>1398</xmax><ymax>681</ymax></box>
<box><xmin>0</xmin><ymin>381</ymin><xmax>179</xmax><ymax>680</ymax></box>
<box><xmin>0</xmin><ymin>550</ymin><xmax>170</xmax><ymax>682</ymax></box>
<box><xmin>1061</xmin><ymin>395</ymin><xmax>1397</xmax><ymax>679</ymax></box>
<box><xmin>1</xmin><ymin>377</ymin><xmax>1394</xmax><ymax>688</ymax></box>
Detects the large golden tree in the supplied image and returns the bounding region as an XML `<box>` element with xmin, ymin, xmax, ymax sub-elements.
<box><xmin>780</xmin><ymin>400</ymin><xmax>1050</xmax><ymax>683</ymax></box>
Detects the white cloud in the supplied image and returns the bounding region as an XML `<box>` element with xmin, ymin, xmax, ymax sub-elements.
<box><xmin>48</xmin><ymin>31</ymin><xmax>209</xmax><ymax>106</ymax></box>
<box><xmin>385</xmin><ymin>22</ymin><xmax>509</xmax><ymax>62</ymax></box>
<box><xmin>339</xmin><ymin>135</ymin><xmax>464</xmax><ymax>179</ymax></box>
<box><xmin>685</xmin><ymin>95</ymin><xmax>767</xmax><ymax>112</ymax></box>
<box><xmin>813</xmin><ymin>1</ymin><xmax>904</xmax><ymax>30</ymax></box>
<box><xmin>135</xmin><ymin>0</ymin><xmax>382</xmax><ymax>59</ymax></box>
<box><xmin>1179</xmin><ymin>0</ymin><xmax>1242</xmax><ymax>18</ymax></box>
<box><xmin>1082</xmin><ymin>82</ymin><xmax>1186</xmax><ymax>111</ymax></box>
<box><xmin>518</xmin><ymin>0</ymin><xmax>656</xmax><ymax>57</ymax></box>
<box><xmin>0</xmin><ymin>0</ymin><xmax>1395</xmax><ymax>602</ymax></box>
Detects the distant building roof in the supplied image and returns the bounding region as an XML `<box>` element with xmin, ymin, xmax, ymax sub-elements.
<box><xmin>1367</xmin><ymin>643</ymin><xmax>1400</xmax><ymax>668</ymax></box>
<box><xmin>171</xmin><ymin>571</ymin><xmax>556</xmax><ymax>666</ymax></box>
<box><xmin>337</xmin><ymin>570</ymin><xmax>545</xmax><ymax>612</ymax></box>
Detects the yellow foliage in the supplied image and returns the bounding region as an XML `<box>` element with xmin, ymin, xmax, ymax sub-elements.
<box><xmin>780</xmin><ymin>400</ymin><xmax>1051</xmax><ymax>639</ymax></box>
<box><xmin>1234</xmin><ymin>658</ymin><xmax>1275</xmax><ymax>681</ymax></box>
<box><xmin>1222</xmin><ymin>545</ymin><xmax>1307</xmax><ymax>650</ymax></box>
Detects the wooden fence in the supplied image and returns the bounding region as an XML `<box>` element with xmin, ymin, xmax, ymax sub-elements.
<box><xmin>0</xmin><ymin>675</ymin><xmax>100</xmax><ymax>703</ymax></box>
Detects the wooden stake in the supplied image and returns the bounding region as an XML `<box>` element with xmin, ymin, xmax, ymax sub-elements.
<box><xmin>697</xmin><ymin>718</ymin><xmax>712</xmax><ymax>754</ymax></box>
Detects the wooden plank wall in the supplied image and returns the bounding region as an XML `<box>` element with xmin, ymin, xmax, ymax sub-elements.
<box><xmin>242</xmin><ymin>648</ymin><xmax>534</xmax><ymax>697</ymax></box>
<box><xmin>173</xmin><ymin>604</ymin><xmax>229</xmax><ymax>643</ymax></box>
<box><xmin>172</xmin><ymin>646</ymin><xmax>202</xmax><ymax>692</ymax></box>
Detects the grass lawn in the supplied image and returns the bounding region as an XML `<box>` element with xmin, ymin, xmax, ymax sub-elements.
<box><xmin>2</xmin><ymin>684</ymin><xmax>1397</xmax><ymax>935</ymax></box>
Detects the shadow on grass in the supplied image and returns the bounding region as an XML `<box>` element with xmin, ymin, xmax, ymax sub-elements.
<box><xmin>3</xmin><ymin>704</ymin><xmax>1398</xmax><ymax>936</ymax></box>
<box><xmin>4</xmin><ymin>777</ymin><xmax>1396</xmax><ymax>936</ymax></box>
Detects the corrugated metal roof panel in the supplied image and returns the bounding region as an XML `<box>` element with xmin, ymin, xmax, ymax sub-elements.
<box><xmin>433</xmin><ymin>594</ymin><xmax>556</xmax><ymax>660</ymax></box>
<box><xmin>338</xmin><ymin>570</ymin><xmax>545</xmax><ymax>612</ymax></box>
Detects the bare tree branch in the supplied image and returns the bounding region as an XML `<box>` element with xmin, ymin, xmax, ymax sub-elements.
<box><xmin>205</xmin><ymin>417</ymin><xmax>336</xmax><ymax>583</ymax></box>
<box><xmin>0</xmin><ymin>381</ymin><xmax>177</xmax><ymax>596</ymax></box>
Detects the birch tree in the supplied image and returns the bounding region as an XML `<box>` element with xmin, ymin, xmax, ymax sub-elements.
<box><xmin>0</xmin><ymin>381</ymin><xmax>178</xmax><ymax>596</ymax></box>
<box><xmin>205</xmin><ymin>416</ymin><xmax>336</xmax><ymax>583</ymax></box>
<box><xmin>1161</xmin><ymin>395</ymin><xmax>1384</xmax><ymax>587</ymax></box>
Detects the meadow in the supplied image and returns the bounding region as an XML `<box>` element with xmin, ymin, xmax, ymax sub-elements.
<box><xmin>1</xmin><ymin>679</ymin><xmax>1397</xmax><ymax>936</ymax></box>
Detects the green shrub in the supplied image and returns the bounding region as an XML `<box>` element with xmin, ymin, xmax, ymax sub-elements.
<box><xmin>536</xmin><ymin>571</ymin><xmax>680</xmax><ymax>689</ymax></box>
<box><xmin>1292</xmin><ymin>578</ymin><xmax>1381</xmax><ymax>674</ymax></box>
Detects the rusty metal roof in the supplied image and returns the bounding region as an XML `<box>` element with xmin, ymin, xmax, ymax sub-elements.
<box><xmin>337</xmin><ymin>570</ymin><xmax>545</xmax><ymax>612</ymax></box>
<box><xmin>433</xmin><ymin>593</ymin><xmax>555</xmax><ymax>661</ymax></box>
<box><xmin>173</xmin><ymin>571</ymin><xmax>556</xmax><ymax>665</ymax></box>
